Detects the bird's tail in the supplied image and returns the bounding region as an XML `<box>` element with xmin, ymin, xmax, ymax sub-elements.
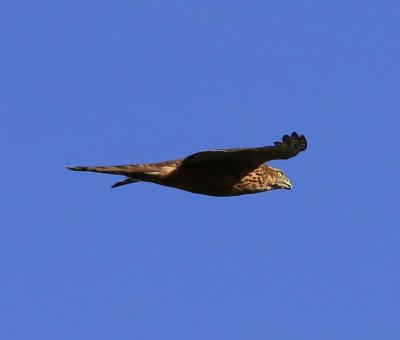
<box><xmin>66</xmin><ymin>164</ymin><xmax>161</xmax><ymax>175</ymax></box>
<box><xmin>66</xmin><ymin>164</ymin><xmax>162</xmax><ymax>188</ymax></box>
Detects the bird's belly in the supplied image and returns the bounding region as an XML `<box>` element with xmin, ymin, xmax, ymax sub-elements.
<box><xmin>152</xmin><ymin>168</ymin><xmax>240</xmax><ymax>196</ymax></box>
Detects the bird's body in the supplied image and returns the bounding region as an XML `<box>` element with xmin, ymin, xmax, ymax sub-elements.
<box><xmin>67</xmin><ymin>132</ymin><xmax>307</xmax><ymax>197</ymax></box>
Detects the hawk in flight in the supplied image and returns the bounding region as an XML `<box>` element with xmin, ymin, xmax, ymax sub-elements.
<box><xmin>67</xmin><ymin>132</ymin><xmax>307</xmax><ymax>196</ymax></box>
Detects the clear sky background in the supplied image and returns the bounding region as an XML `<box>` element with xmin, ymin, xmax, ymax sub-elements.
<box><xmin>1</xmin><ymin>1</ymin><xmax>399</xmax><ymax>339</ymax></box>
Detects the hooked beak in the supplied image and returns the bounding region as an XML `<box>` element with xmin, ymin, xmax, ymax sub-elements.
<box><xmin>277</xmin><ymin>179</ymin><xmax>292</xmax><ymax>190</ymax></box>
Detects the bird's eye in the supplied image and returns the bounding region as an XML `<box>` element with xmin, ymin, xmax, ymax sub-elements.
<box><xmin>277</xmin><ymin>171</ymin><xmax>282</xmax><ymax>177</ymax></box>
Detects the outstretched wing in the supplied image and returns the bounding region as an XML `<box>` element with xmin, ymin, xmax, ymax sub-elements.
<box><xmin>181</xmin><ymin>132</ymin><xmax>307</xmax><ymax>170</ymax></box>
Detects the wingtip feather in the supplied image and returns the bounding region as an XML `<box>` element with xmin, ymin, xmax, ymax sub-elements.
<box><xmin>278</xmin><ymin>132</ymin><xmax>307</xmax><ymax>153</ymax></box>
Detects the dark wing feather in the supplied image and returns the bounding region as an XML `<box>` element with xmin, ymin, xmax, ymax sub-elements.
<box><xmin>181</xmin><ymin>132</ymin><xmax>307</xmax><ymax>170</ymax></box>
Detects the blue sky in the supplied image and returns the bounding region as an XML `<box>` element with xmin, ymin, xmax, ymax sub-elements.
<box><xmin>1</xmin><ymin>0</ymin><xmax>399</xmax><ymax>339</ymax></box>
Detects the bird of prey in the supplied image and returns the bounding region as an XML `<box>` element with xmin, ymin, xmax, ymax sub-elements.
<box><xmin>67</xmin><ymin>132</ymin><xmax>307</xmax><ymax>197</ymax></box>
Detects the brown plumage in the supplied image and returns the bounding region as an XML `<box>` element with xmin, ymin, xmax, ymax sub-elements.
<box><xmin>67</xmin><ymin>132</ymin><xmax>307</xmax><ymax>197</ymax></box>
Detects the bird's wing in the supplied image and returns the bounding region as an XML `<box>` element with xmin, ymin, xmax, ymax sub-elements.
<box><xmin>181</xmin><ymin>132</ymin><xmax>307</xmax><ymax>170</ymax></box>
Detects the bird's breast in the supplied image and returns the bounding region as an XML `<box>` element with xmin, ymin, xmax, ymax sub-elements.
<box><xmin>147</xmin><ymin>165</ymin><xmax>268</xmax><ymax>196</ymax></box>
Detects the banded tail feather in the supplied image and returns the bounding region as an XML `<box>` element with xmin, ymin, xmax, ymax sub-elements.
<box><xmin>66</xmin><ymin>165</ymin><xmax>139</xmax><ymax>175</ymax></box>
<box><xmin>66</xmin><ymin>164</ymin><xmax>163</xmax><ymax>188</ymax></box>
<box><xmin>66</xmin><ymin>164</ymin><xmax>162</xmax><ymax>175</ymax></box>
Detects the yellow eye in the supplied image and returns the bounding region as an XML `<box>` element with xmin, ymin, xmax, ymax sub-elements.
<box><xmin>277</xmin><ymin>171</ymin><xmax>282</xmax><ymax>177</ymax></box>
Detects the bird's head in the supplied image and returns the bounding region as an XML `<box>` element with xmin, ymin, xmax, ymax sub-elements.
<box><xmin>268</xmin><ymin>166</ymin><xmax>292</xmax><ymax>190</ymax></box>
